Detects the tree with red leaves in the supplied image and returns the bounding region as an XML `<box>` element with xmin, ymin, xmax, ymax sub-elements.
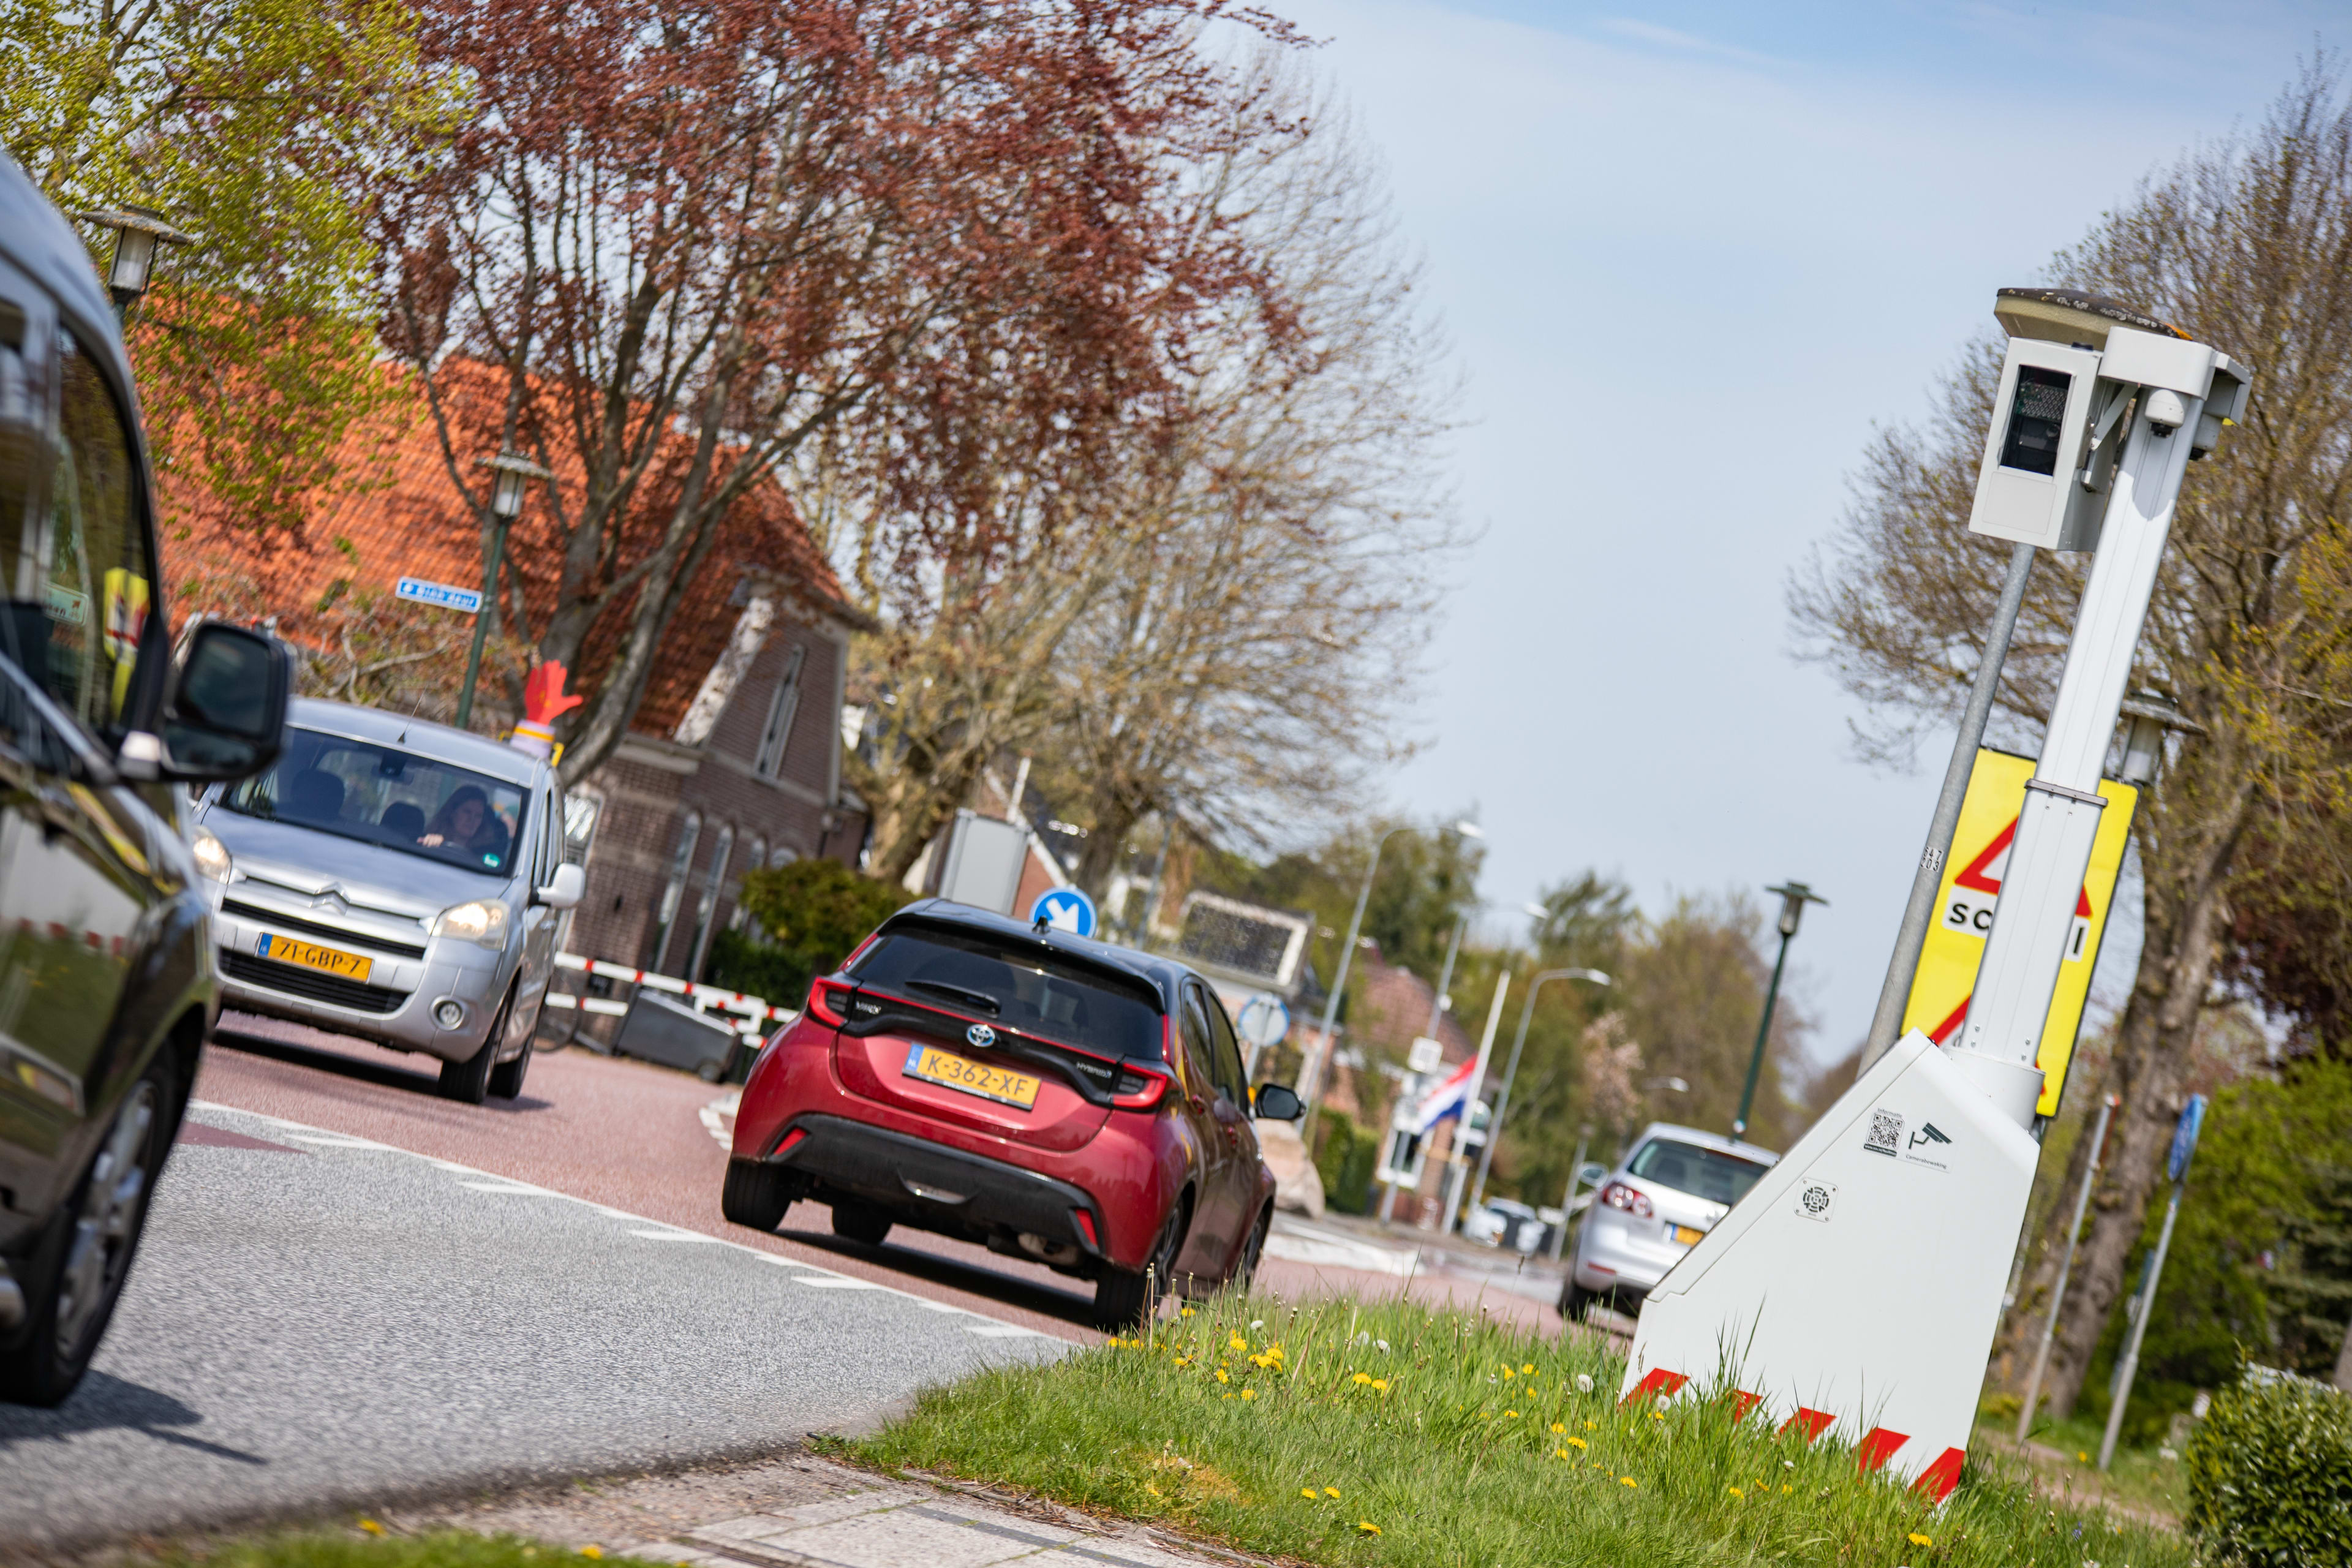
<box><xmin>378</xmin><ymin>0</ymin><xmax>1289</xmax><ymax>782</ymax></box>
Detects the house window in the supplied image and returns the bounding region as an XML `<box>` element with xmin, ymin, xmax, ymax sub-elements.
<box><xmin>753</xmin><ymin>644</ymin><xmax>806</xmax><ymax>778</ymax></box>
<box><xmin>650</xmin><ymin>810</ymin><xmax>702</xmax><ymax>972</ymax></box>
<box><xmin>687</xmin><ymin>823</ymin><xmax>736</xmax><ymax>982</ymax></box>
<box><xmin>731</xmin><ymin>835</ymin><xmax>768</xmax><ymax>933</ymax></box>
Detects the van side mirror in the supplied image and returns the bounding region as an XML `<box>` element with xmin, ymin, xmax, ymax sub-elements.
<box><xmin>536</xmin><ymin>861</ymin><xmax>585</xmax><ymax>910</ymax></box>
<box><xmin>145</xmin><ymin>622</ymin><xmax>289</xmax><ymax>782</ymax></box>
<box><xmin>1253</xmin><ymin>1082</ymin><xmax>1304</xmax><ymax>1121</ymax></box>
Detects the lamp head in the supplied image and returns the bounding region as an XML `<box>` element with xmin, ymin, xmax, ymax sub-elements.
<box><xmin>1765</xmin><ymin>880</ymin><xmax>1826</xmax><ymax>937</ymax></box>
<box><xmin>477</xmin><ymin>449</ymin><xmax>554</xmax><ymax>521</ymax></box>
<box><xmin>75</xmin><ymin>205</ymin><xmax>199</xmax><ymax>307</ymax></box>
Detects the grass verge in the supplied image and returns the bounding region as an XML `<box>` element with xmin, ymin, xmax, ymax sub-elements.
<box><xmin>134</xmin><ymin>1532</ymin><xmax>590</xmax><ymax>1568</ymax></box>
<box><xmin>854</xmin><ymin>1294</ymin><xmax>2193</xmax><ymax>1568</ymax></box>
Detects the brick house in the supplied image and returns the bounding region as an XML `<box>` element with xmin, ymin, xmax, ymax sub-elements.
<box><xmin>167</xmin><ymin>375</ymin><xmax>870</xmax><ymax>990</ymax></box>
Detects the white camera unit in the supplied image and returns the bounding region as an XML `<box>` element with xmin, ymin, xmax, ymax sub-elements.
<box><xmin>1968</xmin><ymin>288</ymin><xmax>2250</xmax><ymax>553</ymax></box>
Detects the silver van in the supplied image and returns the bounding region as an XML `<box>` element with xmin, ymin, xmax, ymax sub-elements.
<box><xmin>189</xmin><ymin>698</ymin><xmax>584</xmax><ymax>1102</ymax></box>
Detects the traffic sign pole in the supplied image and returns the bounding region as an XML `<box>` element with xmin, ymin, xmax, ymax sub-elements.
<box><xmin>2099</xmin><ymin>1096</ymin><xmax>2204</xmax><ymax>1470</ymax></box>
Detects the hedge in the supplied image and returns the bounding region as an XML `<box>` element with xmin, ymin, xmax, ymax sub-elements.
<box><xmin>2184</xmin><ymin>1366</ymin><xmax>2352</xmax><ymax>1565</ymax></box>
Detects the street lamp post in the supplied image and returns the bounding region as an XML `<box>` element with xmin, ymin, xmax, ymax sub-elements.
<box><xmin>455</xmin><ymin>449</ymin><xmax>554</xmax><ymax>731</ymax></box>
<box><xmin>1300</xmin><ymin>818</ymin><xmax>1480</xmax><ymax>1146</ymax></box>
<box><xmin>75</xmin><ymin>205</ymin><xmax>199</xmax><ymax>324</ymax></box>
<box><xmin>1734</xmin><ymin>880</ymin><xmax>1826</xmax><ymax>1139</ymax></box>
<box><xmin>1469</xmin><ymin>965</ymin><xmax>1610</xmax><ymax>1215</ymax></box>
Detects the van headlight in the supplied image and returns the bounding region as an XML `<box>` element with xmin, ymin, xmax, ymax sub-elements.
<box><xmin>433</xmin><ymin>900</ymin><xmax>510</xmax><ymax>948</ymax></box>
<box><xmin>190</xmin><ymin>826</ymin><xmax>233</xmax><ymax>883</ymax></box>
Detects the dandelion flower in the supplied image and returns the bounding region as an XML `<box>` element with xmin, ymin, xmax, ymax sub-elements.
<box><xmin>1585</xmin><ymin>1419</ymin><xmax>1599</xmax><ymax>1430</ymax></box>
<box><xmin>1357</xmin><ymin>1522</ymin><xmax>1381</xmax><ymax>1536</ymax></box>
<box><xmin>1550</xmin><ymin>1422</ymin><xmax>1566</xmax><ymax>1434</ymax></box>
<box><xmin>1619</xmin><ymin>1477</ymin><xmax>1638</xmax><ymax>1489</ymax></box>
<box><xmin>1521</xmin><ymin>1363</ymin><xmax>1535</xmax><ymax>1375</ymax></box>
<box><xmin>1909</xmin><ymin>1534</ymin><xmax>1933</xmax><ymax>1548</ymax></box>
<box><xmin>1781</xmin><ymin>1485</ymin><xmax>1792</xmax><ymax>1494</ymax></box>
<box><xmin>1302</xmin><ymin>1489</ymin><xmax>1319</xmax><ymax>1500</ymax></box>
<box><xmin>1325</xmin><ymin>1487</ymin><xmax>1341</xmax><ymax>1499</ymax></box>
<box><xmin>1565</xmin><ymin>1436</ymin><xmax>1586</xmax><ymax>1450</ymax></box>
<box><xmin>358</xmin><ymin>1521</ymin><xmax>385</xmax><ymax>1538</ymax></box>
<box><xmin>1506</xmin><ymin>1410</ymin><xmax>1518</xmax><ymax>1419</ymax></box>
<box><xmin>581</xmin><ymin>1550</ymin><xmax>604</xmax><ymax>1561</ymax></box>
<box><xmin>1371</xmin><ymin>1379</ymin><xmax>1389</xmax><ymax>1392</ymax></box>
<box><xmin>1181</xmin><ymin>1306</ymin><xmax>1194</xmax><ymax>1317</ymax></box>
<box><xmin>1376</xmin><ymin>1339</ymin><xmax>1390</xmax><ymax>1353</ymax></box>
<box><xmin>2076</xmin><ymin>1450</ymin><xmax>2089</xmax><ymax>1463</ymax></box>
<box><xmin>1231</xmin><ymin>1333</ymin><xmax>1250</xmax><ymax>1351</ymax></box>
<box><xmin>1216</xmin><ymin>1369</ymin><xmax>1229</xmax><ymax>1384</ymax></box>
<box><xmin>1241</xmin><ymin>1388</ymin><xmax>1256</xmax><ymax>1401</ymax></box>
<box><xmin>1251</xmin><ymin>1320</ymin><xmax>1265</xmax><ymax>1330</ymax></box>
<box><xmin>1728</xmin><ymin>1487</ymin><xmax>1744</xmax><ymax>1499</ymax></box>
<box><xmin>1353</xmin><ymin>1372</ymin><xmax>1373</xmax><ymax>1385</ymax></box>
<box><xmin>1555</xmin><ymin>1448</ymin><xmax>1569</xmax><ymax>1460</ymax></box>
<box><xmin>1575</xmin><ymin>1374</ymin><xmax>1594</xmax><ymax>1393</ymax></box>
<box><xmin>1501</xmin><ymin>1366</ymin><xmax>1515</xmax><ymax>1379</ymax></box>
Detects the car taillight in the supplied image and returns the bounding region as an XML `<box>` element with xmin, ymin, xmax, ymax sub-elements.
<box><xmin>1110</xmin><ymin>1063</ymin><xmax>1170</xmax><ymax>1110</ymax></box>
<box><xmin>806</xmin><ymin>981</ymin><xmax>854</xmax><ymax>1027</ymax></box>
<box><xmin>1600</xmin><ymin>1181</ymin><xmax>1653</xmax><ymax>1219</ymax></box>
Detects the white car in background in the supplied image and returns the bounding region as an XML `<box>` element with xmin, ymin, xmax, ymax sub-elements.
<box><xmin>1560</xmin><ymin>1123</ymin><xmax>1777</xmax><ymax>1321</ymax></box>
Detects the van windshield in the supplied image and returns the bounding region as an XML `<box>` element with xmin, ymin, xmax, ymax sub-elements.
<box><xmin>850</xmin><ymin>922</ymin><xmax>1165</xmax><ymax>1061</ymax></box>
<box><xmin>220</xmin><ymin>727</ymin><xmax>528</xmax><ymax>876</ymax></box>
<box><xmin>1628</xmin><ymin>1139</ymin><xmax>1770</xmax><ymax>1206</ymax></box>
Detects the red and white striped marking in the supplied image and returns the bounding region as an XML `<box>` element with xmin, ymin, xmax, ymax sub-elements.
<box><xmin>545</xmin><ymin>952</ymin><xmax>801</xmax><ymax>1042</ymax></box>
<box><xmin>1619</xmin><ymin>1366</ymin><xmax>1965</xmax><ymax>1503</ymax></box>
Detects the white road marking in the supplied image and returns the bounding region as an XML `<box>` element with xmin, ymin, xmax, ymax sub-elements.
<box><xmin>186</xmin><ymin>1099</ymin><xmax>1066</xmax><ymax>1341</ymax></box>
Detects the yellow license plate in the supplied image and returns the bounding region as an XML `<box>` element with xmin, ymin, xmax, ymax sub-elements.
<box><xmin>257</xmin><ymin>933</ymin><xmax>372</xmax><ymax>982</ymax></box>
<box><xmin>905</xmin><ymin>1044</ymin><xmax>1039</xmax><ymax>1109</ymax></box>
<box><xmin>1673</xmin><ymin>1224</ymin><xmax>1705</xmax><ymax>1246</ymax></box>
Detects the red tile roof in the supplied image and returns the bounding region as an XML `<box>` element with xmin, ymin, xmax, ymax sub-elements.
<box><xmin>164</xmin><ymin>363</ymin><xmax>853</xmax><ymax>738</ymax></box>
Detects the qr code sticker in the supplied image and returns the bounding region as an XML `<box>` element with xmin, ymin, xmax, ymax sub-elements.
<box><xmin>1864</xmin><ymin>1109</ymin><xmax>1902</xmax><ymax>1157</ymax></box>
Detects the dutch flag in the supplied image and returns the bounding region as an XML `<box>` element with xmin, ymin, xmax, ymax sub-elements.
<box><xmin>1408</xmin><ymin>1055</ymin><xmax>1479</xmax><ymax>1136</ymax></box>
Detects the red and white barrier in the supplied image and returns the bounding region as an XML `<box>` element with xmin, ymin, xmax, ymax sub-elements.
<box><xmin>541</xmin><ymin>951</ymin><xmax>799</xmax><ymax>1043</ymax></box>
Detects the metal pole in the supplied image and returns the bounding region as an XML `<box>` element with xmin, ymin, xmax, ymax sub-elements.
<box><xmin>454</xmin><ymin>514</ymin><xmax>508</xmax><ymax>731</ymax></box>
<box><xmin>1427</xmin><ymin>913</ymin><xmax>1468</xmax><ymax>1038</ymax></box>
<box><xmin>1300</xmin><ymin>825</ymin><xmax>1405</xmax><ymax>1145</ymax></box>
<box><xmin>2018</xmin><ymin>1094</ymin><xmax>2114</xmax><ymax>1443</ymax></box>
<box><xmin>1863</xmin><ymin>541</ymin><xmax>2037</xmax><ymax>1067</ymax></box>
<box><xmin>1472</xmin><ymin>967</ymin><xmax>1607</xmax><ymax>1214</ymax></box>
<box><xmin>1735</xmin><ymin>929</ymin><xmax>1793</xmax><ymax>1138</ymax></box>
<box><xmin>1443</xmin><ymin>971</ymin><xmax>1512</xmax><ymax>1234</ymax></box>
<box><xmin>2098</xmin><ymin>1177</ymin><xmax>2183</xmax><ymax>1471</ymax></box>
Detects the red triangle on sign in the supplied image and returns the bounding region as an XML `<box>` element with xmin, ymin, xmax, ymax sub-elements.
<box><xmin>1951</xmin><ymin>815</ymin><xmax>2095</xmax><ymax>916</ymax></box>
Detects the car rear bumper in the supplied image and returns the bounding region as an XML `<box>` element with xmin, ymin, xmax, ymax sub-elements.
<box><xmin>1574</xmin><ymin>1208</ymin><xmax>1692</xmax><ymax>1296</ymax></box>
<box><xmin>763</xmin><ymin>1114</ymin><xmax>1104</xmax><ymax>1261</ymax></box>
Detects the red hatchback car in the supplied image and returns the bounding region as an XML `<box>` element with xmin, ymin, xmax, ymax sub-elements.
<box><xmin>722</xmin><ymin>900</ymin><xmax>1301</xmax><ymax>1327</ymax></box>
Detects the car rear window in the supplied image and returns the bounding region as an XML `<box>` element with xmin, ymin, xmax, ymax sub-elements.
<box><xmin>850</xmin><ymin>922</ymin><xmax>1165</xmax><ymax>1061</ymax></box>
<box><xmin>1628</xmin><ymin>1139</ymin><xmax>1770</xmax><ymax>1205</ymax></box>
<box><xmin>219</xmin><ymin>726</ymin><xmax>529</xmax><ymax>875</ymax></box>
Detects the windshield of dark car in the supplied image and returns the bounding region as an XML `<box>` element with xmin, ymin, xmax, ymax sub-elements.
<box><xmin>219</xmin><ymin>726</ymin><xmax>528</xmax><ymax>876</ymax></box>
<box><xmin>850</xmin><ymin>922</ymin><xmax>1165</xmax><ymax>1060</ymax></box>
<box><xmin>1628</xmin><ymin>1139</ymin><xmax>1770</xmax><ymax>1205</ymax></box>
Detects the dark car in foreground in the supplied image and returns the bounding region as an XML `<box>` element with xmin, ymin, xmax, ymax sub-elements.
<box><xmin>1</xmin><ymin>153</ymin><xmax>292</xmax><ymax>1404</ymax></box>
<box><xmin>722</xmin><ymin>900</ymin><xmax>1302</xmax><ymax>1327</ymax></box>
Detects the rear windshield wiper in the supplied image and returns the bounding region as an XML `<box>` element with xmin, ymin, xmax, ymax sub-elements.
<box><xmin>903</xmin><ymin>979</ymin><xmax>1002</xmax><ymax>1016</ymax></box>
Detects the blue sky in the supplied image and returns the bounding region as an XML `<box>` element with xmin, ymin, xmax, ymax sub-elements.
<box><xmin>1271</xmin><ymin>1</ymin><xmax>2342</xmax><ymax>1068</ymax></box>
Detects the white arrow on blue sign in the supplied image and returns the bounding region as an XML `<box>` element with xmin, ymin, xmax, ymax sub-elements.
<box><xmin>396</xmin><ymin>576</ymin><xmax>483</xmax><ymax>615</ymax></box>
<box><xmin>1029</xmin><ymin>887</ymin><xmax>1097</xmax><ymax>938</ymax></box>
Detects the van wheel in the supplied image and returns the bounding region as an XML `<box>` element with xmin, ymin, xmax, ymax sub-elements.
<box><xmin>442</xmin><ymin>994</ymin><xmax>508</xmax><ymax>1103</ymax></box>
<box><xmin>831</xmin><ymin>1202</ymin><xmax>891</xmax><ymax>1246</ymax></box>
<box><xmin>1560</xmin><ymin>1281</ymin><xmax>1593</xmax><ymax>1322</ymax></box>
<box><xmin>0</xmin><ymin>1052</ymin><xmax>176</xmax><ymax>1406</ymax></box>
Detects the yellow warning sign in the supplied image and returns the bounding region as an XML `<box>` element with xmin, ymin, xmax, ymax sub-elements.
<box><xmin>1899</xmin><ymin>748</ymin><xmax>2137</xmax><ymax>1117</ymax></box>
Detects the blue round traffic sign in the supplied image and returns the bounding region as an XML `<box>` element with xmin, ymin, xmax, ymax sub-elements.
<box><xmin>1030</xmin><ymin>887</ymin><xmax>1098</xmax><ymax>938</ymax></box>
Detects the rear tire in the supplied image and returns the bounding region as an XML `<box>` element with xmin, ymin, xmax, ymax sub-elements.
<box><xmin>831</xmin><ymin>1202</ymin><xmax>891</xmax><ymax>1246</ymax></box>
<box><xmin>1091</xmin><ymin>1194</ymin><xmax>1189</xmax><ymax>1332</ymax></box>
<box><xmin>1230</xmin><ymin>1204</ymin><xmax>1271</xmax><ymax>1295</ymax></box>
<box><xmin>0</xmin><ymin>1051</ymin><xmax>177</xmax><ymax>1407</ymax></box>
<box><xmin>723</xmin><ymin>1159</ymin><xmax>796</xmax><ymax>1232</ymax></box>
<box><xmin>1560</xmin><ymin>1281</ymin><xmax>1593</xmax><ymax>1323</ymax></box>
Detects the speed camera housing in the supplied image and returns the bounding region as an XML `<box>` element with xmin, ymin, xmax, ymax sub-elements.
<box><xmin>1967</xmin><ymin>338</ymin><xmax>2101</xmax><ymax>550</ymax></box>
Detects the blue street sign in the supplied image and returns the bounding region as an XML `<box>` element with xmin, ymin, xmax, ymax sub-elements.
<box><xmin>1030</xmin><ymin>887</ymin><xmax>1097</xmax><ymax>938</ymax></box>
<box><xmin>1235</xmin><ymin>993</ymin><xmax>1291</xmax><ymax>1050</ymax></box>
<box><xmin>2167</xmin><ymin>1094</ymin><xmax>2206</xmax><ymax>1183</ymax></box>
<box><xmin>397</xmin><ymin>576</ymin><xmax>483</xmax><ymax>615</ymax></box>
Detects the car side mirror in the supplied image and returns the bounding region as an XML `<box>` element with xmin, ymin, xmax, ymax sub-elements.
<box><xmin>536</xmin><ymin>861</ymin><xmax>585</xmax><ymax>910</ymax></box>
<box><xmin>139</xmin><ymin>623</ymin><xmax>290</xmax><ymax>783</ymax></box>
<box><xmin>1253</xmin><ymin>1082</ymin><xmax>1304</xmax><ymax>1121</ymax></box>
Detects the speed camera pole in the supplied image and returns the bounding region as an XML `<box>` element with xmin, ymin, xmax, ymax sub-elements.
<box><xmin>1625</xmin><ymin>288</ymin><xmax>2251</xmax><ymax>1497</ymax></box>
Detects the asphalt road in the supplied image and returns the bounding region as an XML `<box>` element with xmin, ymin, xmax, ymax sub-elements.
<box><xmin>0</xmin><ymin>1096</ymin><xmax>1063</xmax><ymax>1550</ymax></box>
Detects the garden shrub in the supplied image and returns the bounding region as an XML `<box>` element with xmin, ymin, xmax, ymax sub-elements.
<box><xmin>1313</xmin><ymin>1114</ymin><xmax>1378</xmax><ymax>1215</ymax></box>
<box><xmin>703</xmin><ymin>927</ymin><xmax>816</xmax><ymax>1010</ymax></box>
<box><xmin>2184</xmin><ymin>1367</ymin><xmax>2352</xmax><ymax>1565</ymax></box>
